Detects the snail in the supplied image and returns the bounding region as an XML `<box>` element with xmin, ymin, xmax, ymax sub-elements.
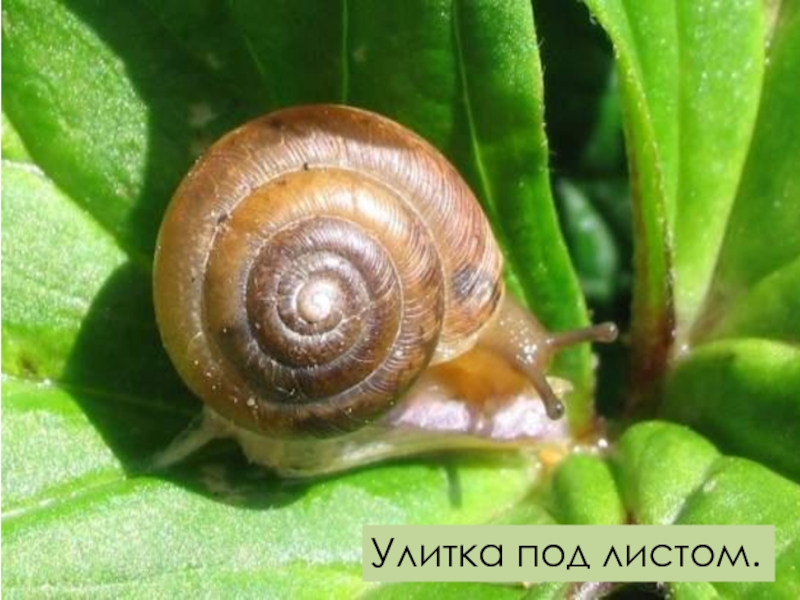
<box><xmin>153</xmin><ymin>104</ymin><xmax>617</xmax><ymax>476</ymax></box>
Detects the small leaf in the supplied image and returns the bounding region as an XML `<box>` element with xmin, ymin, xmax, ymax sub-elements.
<box><xmin>555</xmin><ymin>180</ymin><xmax>622</xmax><ymax>306</ymax></box>
<box><xmin>664</xmin><ymin>339</ymin><xmax>800</xmax><ymax>482</ymax></box>
<box><xmin>612</xmin><ymin>421</ymin><xmax>719</xmax><ymax>525</ymax></box>
<box><xmin>612</xmin><ymin>422</ymin><xmax>800</xmax><ymax>597</ymax></box>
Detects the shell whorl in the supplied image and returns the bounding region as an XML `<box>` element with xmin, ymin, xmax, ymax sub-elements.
<box><xmin>154</xmin><ymin>105</ymin><xmax>502</xmax><ymax>437</ymax></box>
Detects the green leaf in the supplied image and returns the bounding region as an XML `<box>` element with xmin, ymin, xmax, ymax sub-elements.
<box><xmin>142</xmin><ymin>0</ymin><xmax>268</xmax><ymax>103</ymax></box>
<box><xmin>554</xmin><ymin>180</ymin><xmax>622</xmax><ymax>306</ymax></box>
<box><xmin>6</xmin><ymin>0</ymin><xmax>799</xmax><ymax>595</ymax></box>
<box><xmin>2</xmin><ymin>112</ymin><xmax>31</xmax><ymax>161</ymax></box>
<box><xmin>447</xmin><ymin>1</ymin><xmax>595</xmax><ymax>416</ymax></box>
<box><xmin>583</xmin><ymin>0</ymin><xmax>767</xmax><ymax>397</ymax></box>
<box><xmin>664</xmin><ymin>339</ymin><xmax>800</xmax><ymax>482</ymax></box>
<box><xmin>2</xmin><ymin>0</ymin><xmax>250</xmax><ymax>261</ymax></box>
<box><xmin>612</xmin><ymin>422</ymin><xmax>800</xmax><ymax>598</ymax></box>
<box><xmin>3</xmin><ymin>375</ymin><xmax>534</xmax><ymax>596</ymax></box>
<box><xmin>692</xmin><ymin>1</ymin><xmax>800</xmax><ymax>345</ymax></box>
<box><xmin>585</xmin><ymin>0</ymin><xmax>800</xmax><ymax>489</ymax></box>
<box><xmin>2</xmin><ymin>161</ymin><xmax>128</xmax><ymax>380</ymax></box>
<box><xmin>2</xmin><ymin>0</ymin><xmax>595</xmax><ymax>595</ymax></box>
<box><xmin>586</xmin><ymin>0</ymin><xmax>765</xmax><ymax>331</ymax></box>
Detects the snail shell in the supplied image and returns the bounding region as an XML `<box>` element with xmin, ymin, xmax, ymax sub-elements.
<box><xmin>154</xmin><ymin>105</ymin><xmax>503</xmax><ymax>439</ymax></box>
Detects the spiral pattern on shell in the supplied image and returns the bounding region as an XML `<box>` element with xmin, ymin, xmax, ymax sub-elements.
<box><xmin>154</xmin><ymin>105</ymin><xmax>503</xmax><ymax>437</ymax></box>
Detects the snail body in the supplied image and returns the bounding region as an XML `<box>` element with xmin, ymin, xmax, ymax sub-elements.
<box><xmin>153</xmin><ymin>105</ymin><xmax>616</xmax><ymax>476</ymax></box>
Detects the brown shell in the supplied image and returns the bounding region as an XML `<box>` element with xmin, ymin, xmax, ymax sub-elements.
<box><xmin>153</xmin><ymin>105</ymin><xmax>503</xmax><ymax>438</ymax></box>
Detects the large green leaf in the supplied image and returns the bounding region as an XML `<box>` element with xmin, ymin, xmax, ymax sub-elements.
<box><xmin>582</xmin><ymin>0</ymin><xmax>767</xmax><ymax>399</ymax></box>
<box><xmin>691</xmin><ymin>0</ymin><xmax>800</xmax><ymax>349</ymax></box>
<box><xmin>684</xmin><ymin>1</ymin><xmax>800</xmax><ymax>482</ymax></box>
<box><xmin>5</xmin><ymin>0</ymin><xmax>800</xmax><ymax>596</ymax></box>
<box><xmin>3</xmin><ymin>376</ymin><xmax>537</xmax><ymax>596</ymax></box>
<box><xmin>1</xmin><ymin>0</ymin><xmax>598</xmax><ymax>595</ymax></box>
<box><xmin>571</xmin><ymin>2</ymin><xmax>800</xmax><ymax>595</ymax></box>
<box><xmin>583</xmin><ymin>0</ymin><xmax>800</xmax><ymax>481</ymax></box>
